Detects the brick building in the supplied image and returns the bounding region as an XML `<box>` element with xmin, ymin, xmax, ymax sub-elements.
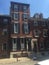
<box><xmin>0</xmin><ymin>15</ymin><xmax>11</xmax><ymax>58</ymax></box>
<box><xmin>0</xmin><ymin>2</ymin><xmax>49</xmax><ymax>58</ymax></box>
<box><xmin>29</xmin><ymin>13</ymin><xmax>49</xmax><ymax>54</ymax></box>
<box><xmin>10</xmin><ymin>2</ymin><xmax>33</xmax><ymax>58</ymax></box>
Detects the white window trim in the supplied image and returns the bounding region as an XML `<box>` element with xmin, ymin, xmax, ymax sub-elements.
<box><xmin>34</xmin><ymin>30</ymin><xmax>40</xmax><ymax>37</ymax></box>
<box><xmin>2</xmin><ymin>29</ymin><xmax>8</xmax><ymax>35</ymax></box>
<box><xmin>24</xmin><ymin>23</ymin><xmax>29</xmax><ymax>34</ymax></box>
<box><xmin>14</xmin><ymin>4</ymin><xmax>18</xmax><ymax>9</ymax></box>
<box><xmin>34</xmin><ymin>21</ymin><xmax>38</xmax><ymax>26</ymax></box>
<box><xmin>12</xmin><ymin>38</ymin><xmax>17</xmax><ymax>51</ymax></box>
<box><xmin>2</xmin><ymin>43</ymin><xmax>7</xmax><ymax>51</ymax></box>
<box><xmin>14</xmin><ymin>13</ymin><xmax>18</xmax><ymax>20</ymax></box>
<box><xmin>14</xmin><ymin>23</ymin><xmax>18</xmax><ymax>33</ymax></box>
<box><xmin>23</xmin><ymin>13</ymin><xmax>28</xmax><ymax>20</ymax></box>
<box><xmin>42</xmin><ymin>21</ymin><xmax>46</xmax><ymax>26</ymax></box>
<box><xmin>21</xmin><ymin>38</ymin><xmax>25</xmax><ymax>50</ymax></box>
<box><xmin>43</xmin><ymin>29</ymin><xmax>48</xmax><ymax>37</ymax></box>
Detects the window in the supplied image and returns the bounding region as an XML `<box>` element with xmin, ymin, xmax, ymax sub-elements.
<box><xmin>12</xmin><ymin>38</ymin><xmax>17</xmax><ymax>51</ymax></box>
<box><xmin>46</xmin><ymin>41</ymin><xmax>49</xmax><ymax>49</ymax></box>
<box><xmin>23</xmin><ymin>6</ymin><xmax>28</xmax><ymax>12</ymax></box>
<box><xmin>47</xmin><ymin>21</ymin><xmax>49</xmax><ymax>28</ymax></box>
<box><xmin>33</xmin><ymin>21</ymin><xmax>38</xmax><ymax>26</ymax></box>
<box><xmin>34</xmin><ymin>14</ymin><xmax>39</xmax><ymax>18</ymax></box>
<box><xmin>2</xmin><ymin>43</ymin><xmax>7</xmax><ymax>51</ymax></box>
<box><xmin>42</xmin><ymin>21</ymin><xmax>46</xmax><ymax>26</ymax></box>
<box><xmin>12</xmin><ymin>13</ymin><xmax>19</xmax><ymax>20</ymax></box>
<box><xmin>33</xmin><ymin>41</ymin><xmax>37</xmax><ymax>51</ymax></box>
<box><xmin>43</xmin><ymin>29</ymin><xmax>48</xmax><ymax>37</ymax></box>
<box><xmin>40</xmin><ymin>42</ymin><xmax>44</xmax><ymax>50</ymax></box>
<box><xmin>23</xmin><ymin>23</ymin><xmax>29</xmax><ymax>34</ymax></box>
<box><xmin>14</xmin><ymin>23</ymin><xmax>19</xmax><ymax>33</ymax></box>
<box><xmin>2</xmin><ymin>29</ymin><xmax>8</xmax><ymax>35</ymax></box>
<box><xmin>14</xmin><ymin>13</ymin><xmax>19</xmax><ymax>20</ymax></box>
<box><xmin>22</xmin><ymin>14</ymin><xmax>28</xmax><ymax>21</ymax></box>
<box><xmin>3</xmin><ymin>19</ymin><xmax>8</xmax><ymax>24</ymax></box>
<box><xmin>14</xmin><ymin>4</ymin><xmax>18</xmax><ymax>11</ymax></box>
<box><xmin>34</xmin><ymin>30</ymin><xmax>40</xmax><ymax>37</ymax></box>
<box><xmin>21</xmin><ymin>38</ymin><xmax>25</xmax><ymax>50</ymax></box>
<box><xmin>4</xmin><ymin>19</ymin><xmax>8</xmax><ymax>22</ymax></box>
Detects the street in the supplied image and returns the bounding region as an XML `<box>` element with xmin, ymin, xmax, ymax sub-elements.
<box><xmin>1</xmin><ymin>61</ymin><xmax>37</xmax><ymax>65</ymax></box>
<box><xmin>0</xmin><ymin>57</ymin><xmax>37</xmax><ymax>65</ymax></box>
<box><xmin>0</xmin><ymin>60</ymin><xmax>37</xmax><ymax>65</ymax></box>
<box><xmin>0</xmin><ymin>55</ymin><xmax>49</xmax><ymax>65</ymax></box>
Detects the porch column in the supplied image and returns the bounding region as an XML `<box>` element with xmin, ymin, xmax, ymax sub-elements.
<box><xmin>27</xmin><ymin>41</ymin><xmax>28</xmax><ymax>51</ymax></box>
<box><xmin>31</xmin><ymin>39</ymin><xmax>34</xmax><ymax>51</ymax></box>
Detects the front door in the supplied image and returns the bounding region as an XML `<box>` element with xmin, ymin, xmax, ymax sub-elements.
<box><xmin>31</xmin><ymin>39</ymin><xmax>38</xmax><ymax>52</ymax></box>
<box><xmin>25</xmin><ymin>38</ymin><xmax>31</xmax><ymax>51</ymax></box>
<box><xmin>33</xmin><ymin>41</ymin><xmax>37</xmax><ymax>52</ymax></box>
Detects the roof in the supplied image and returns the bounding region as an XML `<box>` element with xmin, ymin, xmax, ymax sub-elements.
<box><xmin>11</xmin><ymin>1</ymin><xmax>30</xmax><ymax>6</ymax></box>
<box><xmin>0</xmin><ymin>14</ymin><xmax>11</xmax><ymax>18</ymax></box>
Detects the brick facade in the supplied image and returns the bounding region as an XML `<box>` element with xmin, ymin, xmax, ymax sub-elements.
<box><xmin>0</xmin><ymin>2</ymin><xmax>49</xmax><ymax>58</ymax></box>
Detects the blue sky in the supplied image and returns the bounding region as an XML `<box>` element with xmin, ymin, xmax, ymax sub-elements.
<box><xmin>0</xmin><ymin>0</ymin><xmax>49</xmax><ymax>18</ymax></box>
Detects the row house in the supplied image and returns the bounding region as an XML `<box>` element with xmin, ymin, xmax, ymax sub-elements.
<box><xmin>0</xmin><ymin>15</ymin><xmax>11</xmax><ymax>58</ymax></box>
<box><xmin>0</xmin><ymin>2</ymin><xmax>49</xmax><ymax>58</ymax></box>
<box><xmin>10</xmin><ymin>2</ymin><xmax>32</xmax><ymax>58</ymax></box>
<box><xmin>29</xmin><ymin>13</ymin><xmax>49</xmax><ymax>55</ymax></box>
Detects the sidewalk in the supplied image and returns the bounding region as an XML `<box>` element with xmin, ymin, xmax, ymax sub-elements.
<box><xmin>0</xmin><ymin>57</ymin><xmax>32</xmax><ymax>64</ymax></box>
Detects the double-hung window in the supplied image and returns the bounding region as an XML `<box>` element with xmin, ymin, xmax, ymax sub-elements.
<box><xmin>12</xmin><ymin>13</ymin><xmax>19</xmax><ymax>20</ymax></box>
<box><xmin>2</xmin><ymin>29</ymin><xmax>8</xmax><ymax>35</ymax></box>
<box><xmin>43</xmin><ymin>29</ymin><xmax>48</xmax><ymax>37</ymax></box>
<box><xmin>14</xmin><ymin>4</ymin><xmax>18</xmax><ymax>11</ymax></box>
<box><xmin>2</xmin><ymin>43</ymin><xmax>7</xmax><ymax>51</ymax></box>
<box><xmin>3</xmin><ymin>19</ymin><xmax>8</xmax><ymax>25</ymax></box>
<box><xmin>22</xmin><ymin>14</ymin><xmax>28</xmax><ymax>21</ymax></box>
<box><xmin>33</xmin><ymin>21</ymin><xmax>38</xmax><ymax>26</ymax></box>
<box><xmin>14</xmin><ymin>13</ymin><xmax>19</xmax><ymax>20</ymax></box>
<box><xmin>12</xmin><ymin>38</ymin><xmax>17</xmax><ymax>51</ymax></box>
<box><xmin>34</xmin><ymin>29</ymin><xmax>40</xmax><ymax>37</ymax></box>
<box><xmin>23</xmin><ymin>6</ymin><xmax>28</xmax><ymax>12</ymax></box>
<box><xmin>24</xmin><ymin>22</ymin><xmax>29</xmax><ymax>34</ymax></box>
<box><xmin>42</xmin><ymin>21</ymin><xmax>46</xmax><ymax>26</ymax></box>
<box><xmin>14</xmin><ymin>23</ymin><xmax>19</xmax><ymax>34</ymax></box>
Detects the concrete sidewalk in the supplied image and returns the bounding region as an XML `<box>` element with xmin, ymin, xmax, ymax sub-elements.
<box><xmin>0</xmin><ymin>57</ymin><xmax>32</xmax><ymax>64</ymax></box>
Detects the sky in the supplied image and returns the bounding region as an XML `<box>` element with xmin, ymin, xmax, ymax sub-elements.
<box><xmin>0</xmin><ymin>0</ymin><xmax>49</xmax><ymax>18</ymax></box>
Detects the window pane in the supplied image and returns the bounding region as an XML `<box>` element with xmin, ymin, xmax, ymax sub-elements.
<box><xmin>23</xmin><ymin>6</ymin><xmax>28</xmax><ymax>12</ymax></box>
<box><xmin>12</xmin><ymin>38</ymin><xmax>17</xmax><ymax>51</ymax></box>
<box><xmin>14</xmin><ymin>23</ymin><xmax>18</xmax><ymax>33</ymax></box>
<box><xmin>14</xmin><ymin>13</ymin><xmax>19</xmax><ymax>20</ymax></box>
<box><xmin>33</xmin><ymin>21</ymin><xmax>38</xmax><ymax>26</ymax></box>
<box><xmin>12</xmin><ymin>13</ymin><xmax>19</xmax><ymax>20</ymax></box>
<box><xmin>4</xmin><ymin>19</ymin><xmax>8</xmax><ymax>22</ymax></box>
<box><xmin>3</xmin><ymin>19</ymin><xmax>8</xmax><ymax>25</ymax></box>
<box><xmin>14</xmin><ymin>4</ymin><xmax>18</xmax><ymax>11</ymax></box>
<box><xmin>43</xmin><ymin>29</ymin><xmax>48</xmax><ymax>37</ymax></box>
<box><xmin>42</xmin><ymin>21</ymin><xmax>46</xmax><ymax>26</ymax></box>
<box><xmin>34</xmin><ymin>30</ymin><xmax>40</xmax><ymax>37</ymax></box>
<box><xmin>2</xmin><ymin>43</ymin><xmax>7</xmax><ymax>51</ymax></box>
<box><xmin>24</xmin><ymin>23</ymin><xmax>29</xmax><ymax>34</ymax></box>
<box><xmin>2</xmin><ymin>29</ymin><xmax>8</xmax><ymax>35</ymax></box>
<box><xmin>22</xmin><ymin>14</ymin><xmax>28</xmax><ymax>21</ymax></box>
<box><xmin>21</xmin><ymin>38</ymin><xmax>25</xmax><ymax>50</ymax></box>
